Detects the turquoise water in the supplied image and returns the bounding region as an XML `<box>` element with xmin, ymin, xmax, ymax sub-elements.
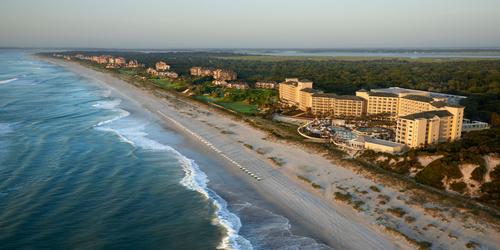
<box><xmin>0</xmin><ymin>51</ymin><xmax>250</xmax><ymax>249</ymax></box>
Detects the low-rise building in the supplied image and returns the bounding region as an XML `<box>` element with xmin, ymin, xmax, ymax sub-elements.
<box><xmin>212</xmin><ymin>79</ymin><xmax>228</xmax><ymax>86</ymax></box>
<box><xmin>146</xmin><ymin>67</ymin><xmax>158</xmax><ymax>76</ymax></box>
<box><xmin>213</xmin><ymin>69</ymin><xmax>237</xmax><ymax>80</ymax></box>
<box><xmin>158</xmin><ymin>71</ymin><xmax>178</xmax><ymax>78</ymax></box>
<box><xmin>155</xmin><ymin>61</ymin><xmax>170</xmax><ymax>71</ymax></box>
<box><xmin>462</xmin><ymin>119</ymin><xmax>490</xmax><ymax>132</ymax></box>
<box><xmin>190</xmin><ymin>66</ymin><xmax>214</xmax><ymax>77</ymax></box>
<box><xmin>126</xmin><ymin>60</ymin><xmax>142</xmax><ymax>68</ymax></box>
<box><xmin>226</xmin><ymin>82</ymin><xmax>249</xmax><ymax>90</ymax></box>
<box><xmin>363</xmin><ymin>137</ymin><xmax>406</xmax><ymax>154</ymax></box>
<box><xmin>255</xmin><ymin>81</ymin><xmax>277</xmax><ymax>89</ymax></box>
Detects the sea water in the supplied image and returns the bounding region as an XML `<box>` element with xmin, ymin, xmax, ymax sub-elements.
<box><xmin>0</xmin><ymin>50</ymin><xmax>249</xmax><ymax>249</ymax></box>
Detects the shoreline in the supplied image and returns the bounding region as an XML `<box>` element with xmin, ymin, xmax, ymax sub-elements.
<box><xmin>40</xmin><ymin>56</ymin><xmax>500</xmax><ymax>249</ymax></box>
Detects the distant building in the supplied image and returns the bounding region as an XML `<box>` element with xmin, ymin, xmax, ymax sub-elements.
<box><xmin>190</xmin><ymin>66</ymin><xmax>214</xmax><ymax>77</ymax></box>
<box><xmin>146</xmin><ymin>67</ymin><xmax>158</xmax><ymax>76</ymax></box>
<box><xmin>158</xmin><ymin>71</ymin><xmax>179</xmax><ymax>79</ymax></box>
<box><xmin>212</xmin><ymin>79</ymin><xmax>228</xmax><ymax>86</ymax></box>
<box><xmin>462</xmin><ymin>119</ymin><xmax>490</xmax><ymax>133</ymax></box>
<box><xmin>126</xmin><ymin>59</ymin><xmax>142</xmax><ymax>68</ymax></box>
<box><xmin>226</xmin><ymin>82</ymin><xmax>249</xmax><ymax>90</ymax></box>
<box><xmin>114</xmin><ymin>57</ymin><xmax>126</xmax><ymax>66</ymax></box>
<box><xmin>213</xmin><ymin>69</ymin><xmax>237</xmax><ymax>81</ymax></box>
<box><xmin>255</xmin><ymin>81</ymin><xmax>277</xmax><ymax>89</ymax></box>
<box><xmin>155</xmin><ymin>61</ymin><xmax>170</xmax><ymax>71</ymax></box>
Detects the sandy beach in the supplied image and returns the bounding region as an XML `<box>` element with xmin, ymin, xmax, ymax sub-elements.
<box><xmin>42</xmin><ymin>57</ymin><xmax>500</xmax><ymax>250</ymax></box>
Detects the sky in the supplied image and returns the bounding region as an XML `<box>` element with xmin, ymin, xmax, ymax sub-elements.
<box><xmin>1</xmin><ymin>0</ymin><xmax>500</xmax><ymax>49</ymax></box>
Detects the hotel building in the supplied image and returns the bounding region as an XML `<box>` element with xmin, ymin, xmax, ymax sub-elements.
<box><xmin>396</xmin><ymin>110</ymin><xmax>458</xmax><ymax>148</ymax></box>
<box><xmin>279</xmin><ymin>79</ymin><xmax>466</xmax><ymax>148</ymax></box>
<box><xmin>355</xmin><ymin>90</ymin><xmax>398</xmax><ymax>117</ymax></box>
<box><xmin>278</xmin><ymin>78</ymin><xmax>365</xmax><ymax>117</ymax></box>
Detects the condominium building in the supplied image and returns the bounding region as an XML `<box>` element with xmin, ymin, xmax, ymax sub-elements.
<box><xmin>462</xmin><ymin>119</ymin><xmax>490</xmax><ymax>133</ymax></box>
<box><xmin>190</xmin><ymin>66</ymin><xmax>214</xmax><ymax>77</ymax></box>
<box><xmin>155</xmin><ymin>61</ymin><xmax>170</xmax><ymax>71</ymax></box>
<box><xmin>213</xmin><ymin>69</ymin><xmax>237</xmax><ymax>81</ymax></box>
<box><xmin>255</xmin><ymin>81</ymin><xmax>277</xmax><ymax>89</ymax></box>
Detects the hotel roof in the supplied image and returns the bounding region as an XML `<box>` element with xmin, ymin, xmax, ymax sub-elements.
<box><xmin>402</xmin><ymin>95</ymin><xmax>434</xmax><ymax>103</ymax></box>
<box><xmin>300</xmin><ymin>88</ymin><xmax>317</xmax><ymax>93</ymax></box>
<box><xmin>399</xmin><ymin>110</ymin><xmax>452</xmax><ymax>120</ymax></box>
<box><xmin>368</xmin><ymin>92</ymin><xmax>398</xmax><ymax>97</ymax></box>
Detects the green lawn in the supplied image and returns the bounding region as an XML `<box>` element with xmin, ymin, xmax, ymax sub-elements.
<box><xmin>217</xmin><ymin>101</ymin><xmax>258</xmax><ymax>114</ymax></box>
<box><xmin>117</xmin><ymin>68</ymin><xmax>138</xmax><ymax>75</ymax></box>
<box><xmin>194</xmin><ymin>95</ymin><xmax>258</xmax><ymax>114</ymax></box>
<box><xmin>150</xmin><ymin>78</ymin><xmax>187</xmax><ymax>90</ymax></box>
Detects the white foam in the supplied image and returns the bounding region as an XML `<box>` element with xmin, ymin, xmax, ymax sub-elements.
<box><xmin>92</xmin><ymin>99</ymin><xmax>122</xmax><ymax>110</ymax></box>
<box><xmin>94</xmin><ymin>104</ymin><xmax>251</xmax><ymax>249</ymax></box>
<box><xmin>177</xmin><ymin>149</ymin><xmax>253</xmax><ymax>250</ymax></box>
<box><xmin>0</xmin><ymin>78</ymin><xmax>18</xmax><ymax>84</ymax></box>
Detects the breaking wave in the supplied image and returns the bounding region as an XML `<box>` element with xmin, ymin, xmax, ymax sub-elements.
<box><xmin>93</xmin><ymin>98</ymin><xmax>252</xmax><ymax>250</ymax></box>
<box><xmin>0</xmin><ymin>78</ymin><xmax>18</xmax><ymax>84</ymax></box>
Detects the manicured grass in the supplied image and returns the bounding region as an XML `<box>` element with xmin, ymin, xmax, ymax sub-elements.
<box><xmin>117</xmin><ymin>68</ymin><xmax>137</xmax><ymax>75</ymax></box>
<box><xmin>216</xmin><ymin>101</ymin><xmax>258</xmax><ymax>114</ymax></box>
<box><xmin>193</xmin><ymin>95</ymin><xmax>258</xmax><ymax>114</ymax></box>
<box><xmin>150</xmin><ymin>78</ymin><xmax>187</xmax><ymax>90</ymax></box>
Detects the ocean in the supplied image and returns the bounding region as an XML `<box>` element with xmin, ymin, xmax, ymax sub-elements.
<box><xmin>0</xmin><ymin>50</ymin><xmax>251</xmax><ymax>249</ymax></box>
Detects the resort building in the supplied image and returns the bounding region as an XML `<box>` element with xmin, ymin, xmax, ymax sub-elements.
<box><xmin>190</xmin><ymin>66</ymin><xmax>214</xmax><ymax>77</ymax></box>
<box><xmin>146</xmin><ymin>67</ymin><xmax>158</xmax><ymax>76</ymax></box>
<box><xmin>370</xmin><ymin>87</ymin><xmax>466</xmax><ymax>105</ymax></box>
<box><xmin>126</xmin><ymin>59</ymin><xmax>142</xmax><ymax>68</ymax></box>
<box><xmin>355</xmin><ymin>90</ymin><xmax>398</xmax><ymax>117</ymax></box>
<box><xmin>255</xmin><ymin>81</ymin><xmax>277</xmax><ymax>89</ymax></box>
<box><xmin>310</xmin><ymin>93</ymin><xmax>365</xmax><ymax>117</ymax></box>
<box><xmin>279</xmin><ymin>78</ymin><xmax>365</xmax><ymax>117</ymax></box>
<box><xmin>212</xmin><ymin>79</ymin><xmax>228</xmax><ymax>86</ymax></box>
<box><xmin>226</xmin><ymin>82</ymin><xmax>249</xmax><ymax>90</ymax></box>
<box><xmin>462</xmin><ymin>119</ymin><xmax>490</xmax><ymax>133</ymax></box>
<box><xmin>213</xmin><ymin>69</ymin><xmax>237</xmax><ymax>81</ymax></box>
<box><xmin>158</xmin><ymin>71</ymin><xmax>178</xmax><ymax>79</ymax></box>
<box><xmin>278</xmin><ymin>78</ymin><xmax>313</xmax><ymax>107</ymax></box>
<box><xmin>363</xmin><ymin>137</ymin><xmax>406</xmax><ymax>154</ymax></box>
<box><xmin>395</xmin><ymin>110</ymin><xmax>462</xmax><ymax>148</ymax></box>
<box><xmin>155</xmin><ymin>61</ymin><xmax>170</xmax><ymax>71</ymax></box>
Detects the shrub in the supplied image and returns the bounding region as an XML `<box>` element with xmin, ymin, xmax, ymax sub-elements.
<box><xmin>489</xmin><ymin>165</ymin><xmax>500</xmax><ymax>182</ymax></box>
<box><xmin>334</xmin><ymin>192</ymin><xmax>352</xmax><ymax>202</ymax></box>
<box><xmin>470</xmin><ymin>165</ymin><xmax>487</xmax><ymax>182</ymax></box>
<box><xmin>369</xmin><ymin>185</ymin><xmax>381</xmax><ymax>192</ymax></box>
<box><xmin>387</xmin><ymin>207</ymin><xmax>407</xmax><ymax>218</ymax></box>
<box><xmin>415</xmin><ymin>158</ymin><xmax>462</xmax><ymax>189</ymax></box>
<box><xmin>450</xmin><ymin>181</ymin><xmax>467</xmax><ymax>193</ymax></box>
